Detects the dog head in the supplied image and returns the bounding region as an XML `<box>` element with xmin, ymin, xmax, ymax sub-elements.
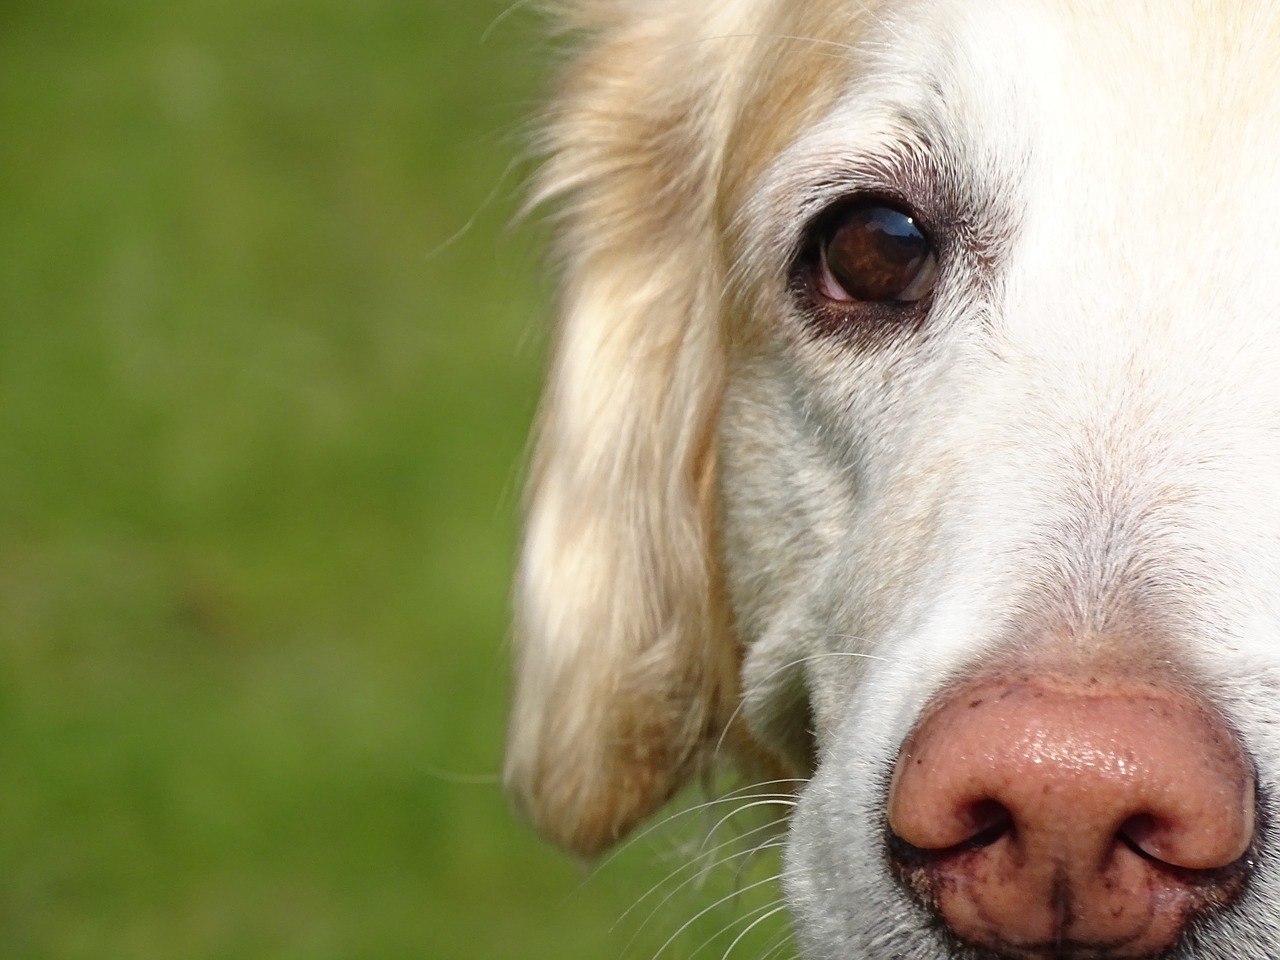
<box><xmin>505</xmin><ymin>1</ymin><xmax>1280</xmax><ymax>956</ymax></box>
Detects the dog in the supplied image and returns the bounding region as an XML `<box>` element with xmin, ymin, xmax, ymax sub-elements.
<box><xmin>503</xmin><ymin>1</ymin><xmax>1280</xmax><ymax>957</ymax></box>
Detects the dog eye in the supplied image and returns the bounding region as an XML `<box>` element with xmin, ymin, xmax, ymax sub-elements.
<box><xmin>813</xmin><ymin>203</ymin><xmax>938</xmax><ymax>303</ymax></box>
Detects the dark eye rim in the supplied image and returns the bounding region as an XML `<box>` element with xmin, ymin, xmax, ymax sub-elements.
<box><xmin>788</xmin><ymin>192</ymin><xmax>943</xmax><ymax>339</ymax></box>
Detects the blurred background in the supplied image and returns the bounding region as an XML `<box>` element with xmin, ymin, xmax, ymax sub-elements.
<box><xmin>0</xmin><ymin>1</ymin><xmax>785</xmax><ymax>957</ymax></box>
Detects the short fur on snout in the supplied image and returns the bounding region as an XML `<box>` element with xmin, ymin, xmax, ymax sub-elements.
<box><xmin>506</xmin><ymin>1</ymin><xmax>1280</xmax><ymax>957</ymax></box>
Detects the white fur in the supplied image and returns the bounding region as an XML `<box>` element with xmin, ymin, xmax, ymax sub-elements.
<box><xmin>509</xmin><ymin>0</ymin><xmax>1280</xmax><ymax>955</ymax></box>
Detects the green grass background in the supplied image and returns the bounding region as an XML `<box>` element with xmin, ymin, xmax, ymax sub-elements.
<box><xmin>0</xmin><ymin>1</ymin><xmax>788</xmax><ymax>957</ymax></box>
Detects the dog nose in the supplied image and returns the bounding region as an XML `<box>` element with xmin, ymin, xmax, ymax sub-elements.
<box><xmin>886</xmin><ymin>672</ymin><xmax>1255</xmax><ymax>957</ymax></box>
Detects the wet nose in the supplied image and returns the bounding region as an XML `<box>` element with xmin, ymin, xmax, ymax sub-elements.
<box><xmin>887</xmin><ymin>672</ymin><xmax>1255</xmax><ymax>957</ymax></box>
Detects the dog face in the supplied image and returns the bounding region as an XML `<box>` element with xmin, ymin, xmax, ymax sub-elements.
<box><xmin>506</xmin><ymin>1</ymin><xmax>1280</xmax><ymax>957</ymax></box>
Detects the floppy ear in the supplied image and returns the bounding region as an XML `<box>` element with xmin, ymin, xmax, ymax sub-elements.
<box><xmin>503</xmin><ymin>6</ymin><xmax>750</xmax><ymax>859</ymax></box>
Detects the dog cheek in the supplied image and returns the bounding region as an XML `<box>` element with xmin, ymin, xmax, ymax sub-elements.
<box><xmin>718</xmin><ymin>372</ymin><xmax>865</xmax><ymax>772</ymax></box>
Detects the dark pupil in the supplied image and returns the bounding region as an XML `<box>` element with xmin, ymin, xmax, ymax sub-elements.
<box><xmin>824</xmin><ymin>205</ymin><xmax>930</xmax><ymax>301</ymax></box>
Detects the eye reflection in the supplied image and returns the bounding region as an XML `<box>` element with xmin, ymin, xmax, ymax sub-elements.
<box><xmin>816</xmin><ymin>203</ymin><xmax>938</xmax><ymax>303</ymax></box>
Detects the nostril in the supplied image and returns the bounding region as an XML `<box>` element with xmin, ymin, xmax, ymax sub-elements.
<box><xmin>885</xmin><ymin>671</ymin><xmax>1256</xmax><ymax>957</ymax></box>
<box><xmin>889</xmin><ymin>799</ymin><xmax>1010</xmax><ymax>878</ymax></box>
<box><xmin>959</xmin><ymin>800</ymin><xmax>1011</xmax><ymax>850</ymax></box>
<box><xmin>1117</xmin><ymin>807</ymin><xmax>1254</xmax><ymax>871</ymax></box>
<box><xmin>888</xmin><ymin>799</ymin><xmax>1011</xmax><ymax>863</ymax></box>
<box><xmin>1119</xmin><ymin>812</ymin><xmax>1167</xmax><ymax>864</ymax></box>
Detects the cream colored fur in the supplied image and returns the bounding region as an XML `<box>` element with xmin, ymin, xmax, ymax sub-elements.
<box><xmin>505</xmin><ymin>0</ymin><xmax>866</xmax><ymax>858</ymax></box>
<box><xmin>507</xmin><ymin>1</ymin><xmax>1280</xmax><ymax>956</ymax></box>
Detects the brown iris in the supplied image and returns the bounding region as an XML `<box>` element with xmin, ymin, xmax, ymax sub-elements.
<box><xmin>816</xmin><ymin>203</ymin><xmax>938</xmax><ymax>303</ymax></box>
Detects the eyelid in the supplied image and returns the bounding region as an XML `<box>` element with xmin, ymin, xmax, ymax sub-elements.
<box><xmin>786</xmin><ymin>148</ymin><xmax>938</xmax><ymax>238</ymax></box>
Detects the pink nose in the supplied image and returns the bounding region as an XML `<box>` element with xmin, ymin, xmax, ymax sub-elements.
<box><xmin>887</xmin><ymin>672</ymin><xmax>1255</xmax><ymax>957</ymax></box>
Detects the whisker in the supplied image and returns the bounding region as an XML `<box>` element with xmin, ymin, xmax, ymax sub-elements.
<box><xmin>616</xmin><ymin>814</ymin><xmax>787</xmax><ymax>932</ymax></box>
<box><xmin>711</xmin><ymin>650</ymin><xmax>886</xmax><ymax>764</ymax></box>
<box><xmin>687</xmin><ymin>899</ymin><xmax>786</xmax><ymax>960</ymax></box>
<box><xmin>649</xmin><ymin>874</ymin><xmax>782</xmax><ymax>960</ymax></box>
<box><xmin>720</xmin><ymin>903</ymin><xmax>790</xmax><ymax>960</ymax></box>
<box><xmin>696</xmin><ymin>799</ymin><xmax>794</xmax><ymax>857</ymax></box>
<box><xmin>757</xmin><ymin>925</ymin><xmax>798</xmax><ymax>960</ymax></box>
<box><xmin>568</xmin><ymin>783</ymin><xmax>800</xmax><ymax>900</ymax></box>
<box><xmin>618</xmin><ymin>836</ymin><xmax>786</xmax><ymax>955</ymax></box>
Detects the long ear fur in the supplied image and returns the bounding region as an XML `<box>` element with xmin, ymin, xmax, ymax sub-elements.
<box><xmin>504</xmin><ymin>3</ymin><xmax>749</xmax><ymax>859</ymax></box>
<box><xmin>506</xmin><ymin>0</ymin><xmax>868</xmax><ymax>858</ymax></box>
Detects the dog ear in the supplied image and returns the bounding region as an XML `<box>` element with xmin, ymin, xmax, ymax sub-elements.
<box><xmin>503</xmin><ymin>8</ymin><xmax>747</xmax><ymax>859</ymax></box>
<box><xmin>505</xmin><ymin>0</ymin><xmax>868</xmax><ymax>857</ymax></box>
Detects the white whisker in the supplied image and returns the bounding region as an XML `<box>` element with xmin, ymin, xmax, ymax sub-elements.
<box><xmin>617</xmin><ymin>837</ymin><xmax>786</xmax><ymax>955</ymax></box>
<box><xmin>649</xmin><ymin>874</ymin><xmax>782</xmax><ymax>960</ymax></box>
<box><xmin>615</xmin><ymin>815</ymin><xmax>787</xmax><ymax>933</ymax></box>
<box><xmin>720</xmin><ymin>904</ymin><xmax>790</xmax><ymax>960</ymax></box>
<box><xmin>688</xmin><ymin>899</ymin><xmax>786</xmax><ymax>960</ymax></box>
<box><xmin>711</xmin><ymin>651</ymin><xmax>886</xmax><ymax>764</ymax></box>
